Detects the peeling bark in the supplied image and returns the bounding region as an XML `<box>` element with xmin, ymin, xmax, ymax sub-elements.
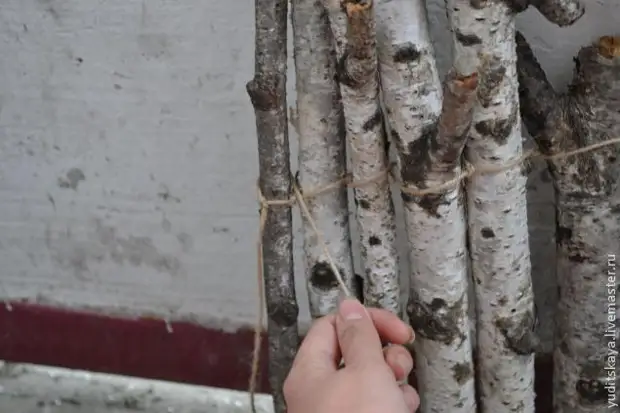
<box><xmin>291</xmin><ymin>0</ymin><xmax>356</xmax><ymax>318</ymax></box>
<box><xmin>375</xmin><ymin>1</ymin><xmax>477</xmax><ymax>411</ymax></box>
<box><xmin>446</xmin><ymin>2</ymin><xmax>538</xmax><ymax>412</ymax></box>
<box><xmin>517</xmin><ymin>33</ymin><xmax>620</xmax><ymax>413</ymax></box>
<box><xmin>324</xmin><ymin>0</ymin><xmax>400</xmax><ymax>313</ymax></box>
<box><xmin>246</xmin><ymin>0</ymin><xmax>300</xmax><ymax>411</ymax></box>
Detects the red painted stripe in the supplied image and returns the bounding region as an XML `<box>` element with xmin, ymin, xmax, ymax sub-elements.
<box><xmin>0</xmin><ymin>302</ymin><xmax>553</xmax><ymax>411</ymax></box>
<box><xmin>0</xmin><ymin>302</ymin><xmax>270</xmax><ymax>393</ymax></box>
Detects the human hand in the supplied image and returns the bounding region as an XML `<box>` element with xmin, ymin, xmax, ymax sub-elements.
<box><xmin>283</xmin><ymin>298</ymin><xmax>419</xmax><ymax>413</ymax></box>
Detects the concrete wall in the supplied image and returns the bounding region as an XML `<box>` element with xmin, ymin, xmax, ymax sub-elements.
<box><xmin>0</xmin><ymin>0</ymin><xmax>618</xmax><ymax>343</ymax></box>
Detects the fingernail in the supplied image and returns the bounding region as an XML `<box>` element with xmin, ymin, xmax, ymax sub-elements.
<box><xmin>397</xmin><ymin>353</ymin><xmax>411</xmax><ymax>373</ymax></box>
<box><xmin>339</xmin><ymin>299</ymin><xmax>365</xmax><ymax>321</ymax></box>
<box><xmin>408</xmin><ymin>327</ymin><xmax>416</xmax><ymax>344</ymax></box>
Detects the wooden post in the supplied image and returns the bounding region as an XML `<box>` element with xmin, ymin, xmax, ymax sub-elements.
<box><xmin>246</xmin><ymin>0</ymin><xmax>300</xmax><ymax>411</ymax></box>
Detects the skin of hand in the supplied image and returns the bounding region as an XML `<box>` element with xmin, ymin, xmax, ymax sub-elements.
<box><xmin>284</xmin><ymin>298</ymin><xmax>420</xmax><ymax>413</ymax></box>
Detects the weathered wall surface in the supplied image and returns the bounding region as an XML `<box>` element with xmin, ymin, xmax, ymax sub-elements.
<box><xmin>0</xmin><ymin>0</ymin><xmax>618</xmax><ymax>344</ymax></box>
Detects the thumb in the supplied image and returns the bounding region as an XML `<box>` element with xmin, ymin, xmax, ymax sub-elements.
<box><xmin>335</xmin><ymin>298</ymin><xmax>384</xmax><ymax>369</ymax></box>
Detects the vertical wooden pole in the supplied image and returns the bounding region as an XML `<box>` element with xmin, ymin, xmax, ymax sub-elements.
<box><xmin>246</xmin><ymin>1</ymin><xmax>299</xmax><ymax>411</ymax></box>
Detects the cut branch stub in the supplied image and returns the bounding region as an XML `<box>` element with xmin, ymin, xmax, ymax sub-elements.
<box><xmin>474</xmin><ymin>0</ymin><xmax>585</xmax><ymax>26</ymax></box>
<box><xmin>529</xmin><ymin>0</ymin><xmax>585</xmax><ymax>26</ymax></box>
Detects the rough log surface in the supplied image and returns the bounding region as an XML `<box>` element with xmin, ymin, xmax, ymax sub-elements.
<box><xmin>291</xmin><ymin>0</ymin><xmax>356</xmax><ymax>317</ymax></box>
<box><xmin>325</xmin><ymin>0</ymin><xmax>400</xmax><ymax>313</ymax></box>
<box><xmin>446</xmin><ymin>1</ymin><xmax>537</xmax><ymax>412</ymax></box>
<box><xmin>375</xmin><ymin>0</ymin><xmax>477</xmax><ymax>411</ymax></box>
<box><xmin>404</xmin><ymin>72</ymin><xmax>480</xmax><ymax>413</ymax></box>
<box><xmin>246</xmin><ymin>1</ymin><xmax>300</xmax><ymax>411</ymax></box>
<box><xmin>517</xmin><ymin>33</ymin><xmax>620</xmax><ymax>413</ymax></box>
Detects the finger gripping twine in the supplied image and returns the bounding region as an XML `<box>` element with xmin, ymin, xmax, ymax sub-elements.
<box><xmin>249</xmin><ymin>136</ymin><xmax>620</xmax><ymax>412</ymax></box>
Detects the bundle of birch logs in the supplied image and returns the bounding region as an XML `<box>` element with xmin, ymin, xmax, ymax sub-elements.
<box><xmin>247</xmin><ymin>0</ymin><xmax>619</xmax><ymax>412</ymax></box>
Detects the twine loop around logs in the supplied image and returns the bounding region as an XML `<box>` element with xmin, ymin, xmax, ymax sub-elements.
<box><xmin>249</xmin><ymin>136</ymin><xmax>620</xmax><ymax>412</ymax></box>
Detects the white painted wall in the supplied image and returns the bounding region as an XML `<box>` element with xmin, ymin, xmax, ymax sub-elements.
<box><xmin>0</xmin><ymin>0</ymin><xmax>618</xmax><ymax>339</ymax></box>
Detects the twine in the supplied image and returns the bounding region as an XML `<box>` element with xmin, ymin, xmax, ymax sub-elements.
<box><xmin>249</xmin><ymin>136</ymin><xmax>620</xmax><ymax>412</ymax></box>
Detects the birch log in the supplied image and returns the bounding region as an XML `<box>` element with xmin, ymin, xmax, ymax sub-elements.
<box><xmin>324</xmin><ymin>0</ymin><xmax>400</xmax><ymax>313</ymax></box>
<box><xmin>445</xmin><ymin>2</ymin><xmax>537</xmax><ymax>412</ymax></box>
<box><xmin>517</xmin><ymin>33</ymin><xmax>620</xmax><ymax>413</ymax></box>
<box><xmin>374</xmin><ymin>1</ymin><xmax>477</xmax><ymax>411</ymax></box>
<box><xmin>291</xmin><ymin>0</ymin><xmax>356</xmax><ymax>317</ymax></box>
<box><xmin>246</xmin><ymin>0</ymin><xmax>299</xmax><ymax>411</ymax></box>
<box><xmin>404</xmin><ymin>72</ymin><xmax>480</xmax><ymax>413</ymax></box>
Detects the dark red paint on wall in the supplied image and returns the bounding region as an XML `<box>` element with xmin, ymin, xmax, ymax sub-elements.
<box><xmin>0</xmin><ymin>302</ymin><xmax>553</xmax><ymax>411</ymax></box>
<box><xmin>0</xmin><ymin>302</ymin><xmax>270</xmax><ymax>393</ymax></box>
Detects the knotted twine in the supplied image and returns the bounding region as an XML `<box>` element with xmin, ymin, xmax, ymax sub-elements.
<box><xmin>249</xmin><ymin>136</ymin><xmax>620</xmax><ymax>412</ymax></box>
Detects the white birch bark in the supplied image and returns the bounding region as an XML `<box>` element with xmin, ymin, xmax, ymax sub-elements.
<box><xmin>517</xmin><ymin>33</ymin><xmax>620</xmax><ymax>413</ymax></box>
<box><xmin>325</xmin><ymin>0</ymin><xmax>347</xmax><ymax>58</ymax></box>
<box><xmin>324</xmin><ymin>0</ymin><xmax>400</xmax><ymax>313</ymax></box>
<box><xmin>404</xmin><ymin>72</ymin><xmax>480</xmax><ymax>413</ymax></box>
<box><xmin>291</xmin><ymin>0</ymin><xmax>356</xmax><ymax>318</ymax></box>
<box><xmin>375</xmin><ymin>1</ymin><xmax>477</xmax><ymax>411</ymax></box>
<box><xmin>445</xmin><ymin>2</ymin><xmax>537</xmax><ymax>412</ymax></box>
